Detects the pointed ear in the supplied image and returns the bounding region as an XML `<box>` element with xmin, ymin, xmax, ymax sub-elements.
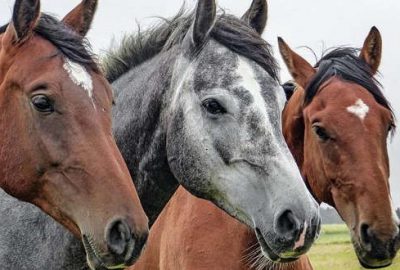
<box><xmin>6</xmin><ymin>0</ymin><xmax>40</xmax><ymax>44</ymax></box>
<box><xmin>278</xmin><ymin>37</ymin><xmax>316</xmax><ymax>89</ymax></box>
<box><xmin>62</xmin><ymin>0</ymin><xmax>98</xmax><ymax>37</ymax></box>
<box><xmin>241</xmin><ymin>0</ymin><xmax>268</xmax><ymax>35</ymax></box>
<box><xmin>360</xmin><ymin>26</ymin><xmax>382</xmax><ymax>75</ymax></box>
<box><xmin>191</xmin><ymin>0</ymin><xmax>216</xmax><ymax>47</ymax></box>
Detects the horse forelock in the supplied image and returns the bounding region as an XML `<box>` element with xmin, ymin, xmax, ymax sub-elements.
<box><xmin>0</xmin><ymin>13</ymin><xmax>99</xmax><ymax>73</ymax></box>
<box><xmin>0</xmin><ymin>13</ymin><xmax>109</xmax><ymax>104</ymax></box>
<box><xmin>304</xmin><ymin>47</ymin><xmax>395</xmax><ymax>134</ymax></box>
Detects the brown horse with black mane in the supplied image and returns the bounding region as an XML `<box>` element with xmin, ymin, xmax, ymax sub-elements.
<box><xmin>131</xmin><ymin>26</ymin><xmax>400</xmax><ymax>269</ymax></box>
<box><xmin>0</xmin><ymin>0</ymin><xmax>148</xmax><ymax>269</ymax></box>
<box><xmin>279</xmin><ymin>27</ymin><xmax>399</xmax><ymax>268</ymax></box>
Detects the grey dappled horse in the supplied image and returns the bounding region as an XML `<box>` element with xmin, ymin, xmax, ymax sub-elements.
<box><xmin>0</xmin><ymin>0</ymin><xmax>320</xmax><ymax>268</ymax></box>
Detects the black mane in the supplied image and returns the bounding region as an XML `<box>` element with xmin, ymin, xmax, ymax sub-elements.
<box><xmin>0</xmin><ymin>14</ymin><xmax>98</xmax><ymax>72</ymax></box>
<box><xmin>103</xmin><ymin>8</ymin><xmax>279</xmax><ymax>83</ymax></box>
<box><xmin>305</xmin><ymin>47</ymin><xmax>395</xmax><ymax>131</ymax></box>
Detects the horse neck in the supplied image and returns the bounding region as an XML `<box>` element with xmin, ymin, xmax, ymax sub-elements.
<box><xmin>112</xmin><ymin>49</ymin><xmax>180</xmax><ymax>226</ymax></box>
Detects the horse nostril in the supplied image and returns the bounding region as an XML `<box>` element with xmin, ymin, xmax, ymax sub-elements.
<box><xmin>106</xmin><ymin>219</ymin><xmax>132</xmax><ymax>256</ymax></box>
<box><xmin>275</xmin><ymin>210</ymin><xmax>300</xmax><ymax>241</ymax></box>
<box><xmin>360</xmin><ymin>223</ymin><xmax>373</xmax><ymax>246</ymax></box>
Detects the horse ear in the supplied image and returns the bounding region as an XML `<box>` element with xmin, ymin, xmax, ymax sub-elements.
<box><xmin>6</xmin><ymin>0</ymin><xmax>40</xmax><ymax>44</ymax></box>
<box><xmin>191</xmin><ymin>0</ymin><xmax>217</xmax><ymax>47</ymax></box>
<box><xmin>278</xmin><ymin>37</ymin><xmax>315</xmax><ymax>89</ymax></box>
<box><xmin>62</xmin><ymin>0</ymin><xmax>98</xmax><ymax>37</ymax></box>
<box><xmin>242</xmin><ymin>0</ymin><xmax>268</xmax><ymax>35</ymax></box>
<box><xmin>360</xmin><ymin>26</ymin><xmax>382</xmax><ymax>75</ymax></box>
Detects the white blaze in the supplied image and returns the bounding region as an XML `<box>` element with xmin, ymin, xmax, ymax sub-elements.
<box><xmin>237</xmin><ymin>57</ymin><xmax>265</xmax><ymax>116</ymax></box>
<box><xmin>63</xmin><ymin>58</ymin><xmax>94</xmax><ymax>99</ymax></box>
<box><xmin>346</xmin><ymin>99</ymin><xmax>369</xmax><ymax>121</ymax></box>
<box><xmin>236</xmin><ymin>55</ymin><xmax>315</xmax><ymax>193</ymax></box>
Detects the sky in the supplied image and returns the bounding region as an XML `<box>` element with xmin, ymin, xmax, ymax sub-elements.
<box><xmin>0</xmin><ymin>0</ymin><xmax>398</xmax><ymax>207</ymax></box>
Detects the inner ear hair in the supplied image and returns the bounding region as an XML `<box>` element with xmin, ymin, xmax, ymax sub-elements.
<box><xmin>192</xmin><ymin>0</ymin><xmax>217</xmax><ymax>47</ymax></box>
<box><xmin>242</xmin><ymin>0</ymin><xmax>268</xmax><ymax>35</ymax></box>
<box><xmin>360</xmin><ymin>26</ymin><xmax>382</xmax><ymax>75</ymax></box>
<box><xmin>12</xmin><ymin>0</ymin><xmax>41</xmax><ymax>42</ymax></box>
<box><xmin>62</xmin><ymin>0</ymin><xmax>98</xmax><ymax>37</ymax></box>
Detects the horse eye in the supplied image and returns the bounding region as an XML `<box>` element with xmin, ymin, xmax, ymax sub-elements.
<box><xmin>202</xmin><ymin>99</ymin><xmax>226</xmax><ymax>115</ymax></box>
<box><xmin>312</xmin><ymin>125</ymin><xmax>330</xmax><ymax>141</ymax></box>
<box><xmin>31</xmin><ymin>95</ymin><xmax>54</xmax><ymax>113</ymax></box>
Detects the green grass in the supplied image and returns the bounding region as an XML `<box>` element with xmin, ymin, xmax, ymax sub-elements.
<box><xmin>308</xmin><ymin>224</ymin><xmax>400</xmax><ymax>269</ymax></box>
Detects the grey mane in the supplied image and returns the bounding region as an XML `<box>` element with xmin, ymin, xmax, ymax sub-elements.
<box><xmin>103</xmin><ymin>8</ymin><xmax>279</xmax><ymax>83</ymax></box>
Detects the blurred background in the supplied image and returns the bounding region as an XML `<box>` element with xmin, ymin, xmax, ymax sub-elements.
<box><xmin>0</xmin><ymin>0</ymin><xmax>398</xmax><ymax>209</ymax></box>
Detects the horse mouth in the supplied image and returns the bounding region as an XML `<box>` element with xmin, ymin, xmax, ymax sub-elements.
<box><xmin>357</xmin><ymin>254</ymin><xmax>392</xmax><ymax>269</ymax></box>
<box><xmin>82</xmin><ymin>235</ymin><xmax>126</xmax><ymax>270</ymax></box>
<box><xmin>255</xmin><ymin>228</ymin><xmax>299</xmax><ymax>263</ymax></box>
<box><xmin>352</xmin><ymin>237</ymin><xmax>393</xmax><ymax>269</ymax></box>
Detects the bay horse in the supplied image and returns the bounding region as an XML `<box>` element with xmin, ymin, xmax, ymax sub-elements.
<box><xmin>279</xmin><ymin>28</ymin><xmax>400</xmax><ymax>268</ymax></box>
<box><xmin>0</xmin><ymin>0</ymin><xmax>320</xmax><ymax>269</ymax></box>
<box><xmin>129</xmin><ymin>26</ymin><xmax>400</xmax><ymax>269</ymax></box>
<box><xmin>0</xmin><ymin>0</ymin><xmax>149</xmax><ymax>269</ymax></box>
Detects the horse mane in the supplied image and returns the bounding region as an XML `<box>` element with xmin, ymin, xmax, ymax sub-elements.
<box><xmin>0</xmin><ymin>13</ymin><xmax>99</xmax><ymax>72</ymax></box>
<box><xmin>305</xmin><ymin>47</ymin><xmax>395</xmax><ymax>132</ymax></box>
<box><xmin>102</xmin><ymin>8</ymin><xmax>279</xmax><ymax>83</ymax></box>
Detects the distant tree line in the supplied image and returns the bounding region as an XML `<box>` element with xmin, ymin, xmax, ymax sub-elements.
<box><xmin>320</xmin><ymin>206</ymin><xmax>343</xmax><ymax>224</ymax></box>
<box><xmin>321</xmin><ymin>206</ymin><xmax>400</xmax><ymax>224</ymax></box>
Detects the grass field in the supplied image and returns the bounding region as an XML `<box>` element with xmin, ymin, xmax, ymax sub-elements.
<box><xmin>308</xmin><ymin>224</ymin><xmax>400</xmax><ymax>269</ymax></box>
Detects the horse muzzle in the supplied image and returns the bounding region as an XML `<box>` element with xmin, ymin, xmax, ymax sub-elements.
<box><xmin>354</xmin><ymin>223</ymin><xmax>400</xmax><ymax>269</ymax></box>
<box><xmin>83</xmin><ymin>218</ymin><xmax>149</xmax><ymax>270</ymax></box>
<box><xmin>254</xmin><ymin>211</ymin><xmax>321</xmax><ymax>263</ymax></box>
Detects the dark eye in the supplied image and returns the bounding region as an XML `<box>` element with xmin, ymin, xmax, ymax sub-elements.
<box><xmin>202</xmin><ymin>99</ymin><xmax>226</xmax><ymax>115</ymax></box>
<box><xmin>312</xmin><ymin>124</ymin><xmax>330</xmax><ymax>141</ymax></box>
<box><xmin>31</xmin><ymin>95</ymin><xmax>54</xmax><ymax>113</ymax></box>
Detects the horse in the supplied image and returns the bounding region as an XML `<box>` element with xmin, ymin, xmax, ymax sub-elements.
<box><xmin>128</xmin><ymin>27</ymin><xmax>400</xmax><ymax>270</ymax></box>
<box><xmin>0</xmin><ymin>0</ymin><xmax>149</xmax><ymax>269</ymax></box>
<box><xmin>0</xmin><ymin>0</ymin><xmax>321</xmax><ymax>269</ymax></box>
<box><xmin>279</xmin><ymin>27</ymin><xmax>400</xmax><ymax>268</ymax></box>
<box><xmin>110</xmin><ymin>0</ymin><xmax>321</xmax><ymax>261</ymax></box>
<box><xmin>124</xmin><ymin>1</ymin><xmax>320</xmax><ymax>269</ymax></box>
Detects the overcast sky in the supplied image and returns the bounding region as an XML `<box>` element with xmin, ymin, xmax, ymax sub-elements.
<box><xmin>0</xmin><ymin>0</ymin><xmax>398</xmax><ymax>207</ymax></box>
